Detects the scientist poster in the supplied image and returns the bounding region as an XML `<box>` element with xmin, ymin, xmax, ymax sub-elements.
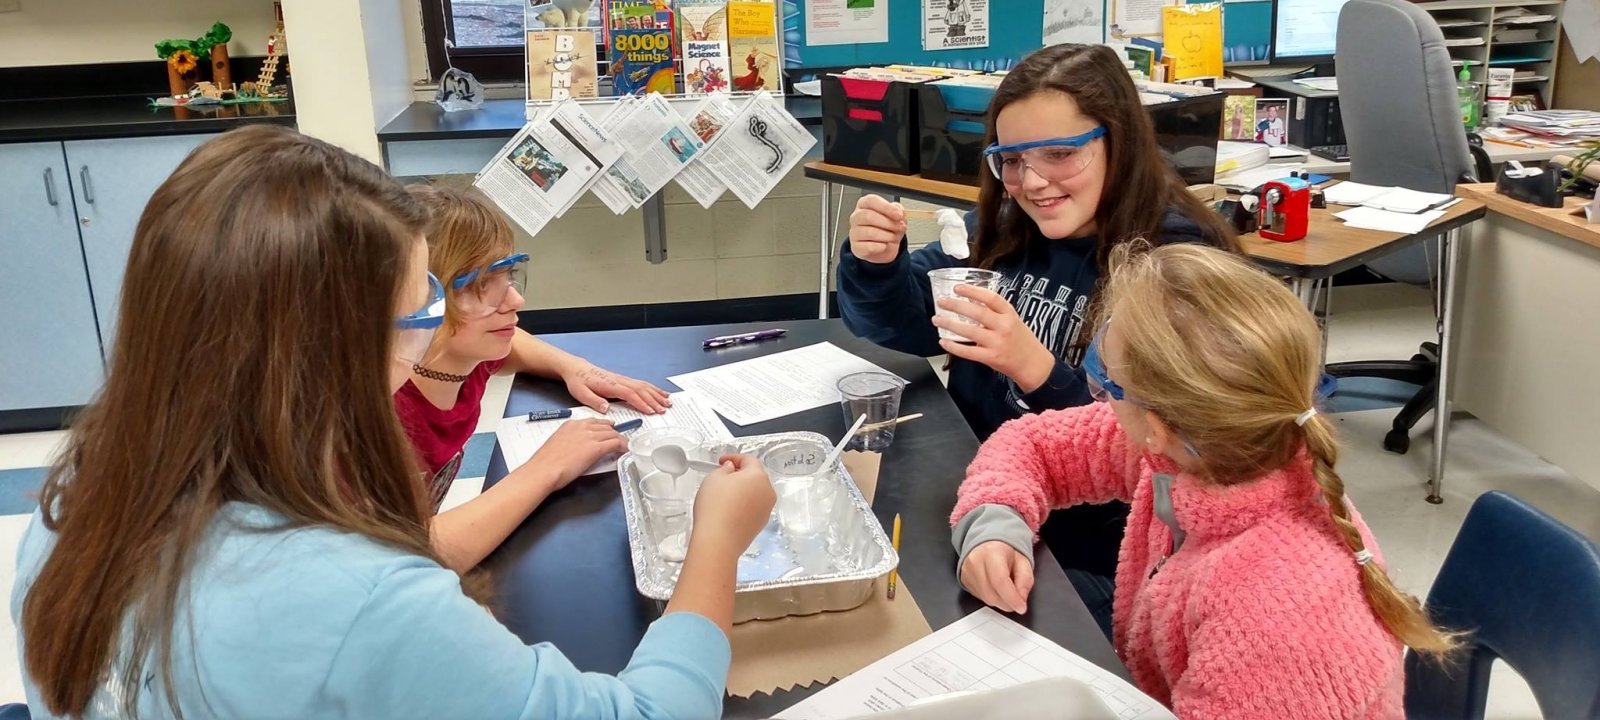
<box><xmin>923</xmin><ymin>0</ymin><xmax>989</xmax><ymax>50</ymax></box>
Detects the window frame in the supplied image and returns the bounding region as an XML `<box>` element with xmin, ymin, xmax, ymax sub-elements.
<box><xmin>420</xmin><ymin>0</ymin><xmax>529</xmax><ymax>83</ymax></box>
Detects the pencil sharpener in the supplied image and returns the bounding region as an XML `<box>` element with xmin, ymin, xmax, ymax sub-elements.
<box><xmin>1257</xmin><ymin>177</ymin><xmax>1312</xmax><ymax>242</ymax></box>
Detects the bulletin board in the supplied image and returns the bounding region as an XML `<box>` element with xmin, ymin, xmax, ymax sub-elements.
<box><xmin>788</xmin><ymin>0</ymin><xmax>1048</xmax><ymax>71</ymax></box>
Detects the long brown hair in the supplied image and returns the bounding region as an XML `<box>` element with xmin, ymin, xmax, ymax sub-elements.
<box><xmin>972</xmin><ymin>44</ymin><xmax>1239</xmax><ymax>273</ymax></box>
<box><xmin>1106</xmin><ymin>243</ymin><xmax>1460</xmax><ymax>658</ymax></box>
<box><xmin>406</xmin><ymin>183</ymin><xmax>517</xmax><ymax>329</ymax></box>
<box><xmin>22</xmin><ymin>125</ymin><xmax>447</xmax><ymax>717</ymax></box>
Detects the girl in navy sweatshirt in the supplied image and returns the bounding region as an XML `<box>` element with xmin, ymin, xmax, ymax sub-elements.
<box><xmin>837</xmin><ymin>43</ymin><xmax>1240</xmax><ymax>598</ymax></box>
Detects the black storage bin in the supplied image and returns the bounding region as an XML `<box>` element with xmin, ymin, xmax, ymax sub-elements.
<box><xmin>820</xmin><ymin>74</ymin><xmax>922</xmax><ymax>175</ymax></box>
<box><xmin>1146</xmin><ymin>92</ymin><xmax>1225</xmax><ymax>185</ymax></box>
<box><xmin>917</xmin><ymin>82</ymin><xmax>994</xmax><ymax>186</ymax></box>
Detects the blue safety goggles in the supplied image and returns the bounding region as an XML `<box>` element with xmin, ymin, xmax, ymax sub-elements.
<box><xmin>981</xmin><ymin>127</ymin><xmax>1107</xmax><ymax>183</ymax></box>
<box><xmin>451</xmin><ymin>252</ymin><xmax>530</xmax><ymax>291</ymax></box>
<box><xmin>397</xmin><ymin>272</ymin><xmax>447</xmax><ymax>330</ymax></box>
<box><xmin>394</xmin><ymin>272</ymin><xmax>446</xmax><ymax>365</ymax></box>
<box><xmin>1082</xmin><ymin>322</ymin><xmax>1338</xmax><ymax>457</ymax></box>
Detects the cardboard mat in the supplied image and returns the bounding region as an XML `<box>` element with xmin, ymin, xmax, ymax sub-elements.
<box><xmin>725</xmin><ymin>451</ymin><xmax>934</xmax><ymax>698</ymax></box>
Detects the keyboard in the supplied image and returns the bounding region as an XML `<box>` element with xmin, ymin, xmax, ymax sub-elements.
<box><xmin>1310</xmin><ymin>144</ymin><xmax>1350</xmax><ymax>162</ymax></box>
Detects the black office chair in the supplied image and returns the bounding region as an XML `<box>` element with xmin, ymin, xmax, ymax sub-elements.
<box><xmin>1405</xmin><ymin>491</ymin><xmax>1600</xmax><ymax>719</ymax></box>
<box><xmin>0</xmin><ymin>703</ymin><xmax>27</xmax><ymax>720</ymax></box>
<box><xmin>1331</xmin><ymin>0</ymin><xmax>1493</xmax><ymax>456</ymax></box>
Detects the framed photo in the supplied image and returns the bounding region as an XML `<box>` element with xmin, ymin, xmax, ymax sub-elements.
<box><xmin>1254</xmin><ymin>98</ymin><xmax>1289</xmax><ymax>147</ymax></box>
<box><xmin>1223</xmin><ymin>95</ymin><xmax>1257</xmax><ymax>141</ymax></box>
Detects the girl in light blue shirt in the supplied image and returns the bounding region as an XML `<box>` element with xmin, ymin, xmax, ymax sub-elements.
<box><xmin>12</xmin><ymin>125</ymin><xmax>774</xmax><ymax>720</ymax></box>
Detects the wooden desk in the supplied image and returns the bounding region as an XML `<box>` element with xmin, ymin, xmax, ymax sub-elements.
<box><xmin>804</xmin><ymin>160</ymin><xmax>1489</xmax><ymax>501</ymax></box>
<box><xmin>1451</xmin><ymin>184</ymin><xmax>1600</xmax><ymax>489</ymax></box>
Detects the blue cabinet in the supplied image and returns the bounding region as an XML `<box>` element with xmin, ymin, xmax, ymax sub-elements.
<box><xmin>65</xmin><ymin>135</ymin><xmax>210</xmax><ymax>351</ymax></box>
<box><xmin>0</xmin><ymin>134</ymin><xmax>212</xmax><ymax>421</ymax></box>
<box><xmin>0</xmin><ymin>142</ymin><xmax>106</xmax><ymax>412</ymax></box>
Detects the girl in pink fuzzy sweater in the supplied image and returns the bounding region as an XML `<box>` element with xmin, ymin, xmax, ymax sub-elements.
<box><xmin>950</xmin><ymin>244</ymin><xmax>1458</xmax><ymax>718</ymax></box>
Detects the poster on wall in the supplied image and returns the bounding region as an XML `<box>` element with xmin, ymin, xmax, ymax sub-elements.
<box><xmin>923</xmin><ymin>0</ymin><xmax>989</xmax><ymax>51</ymax></box>
<box><xmin>1108</xmin><ymin>0</ymin><xmax>1168</xmax><ymax>38</ymax></box>
<box><xmin>806</xmin><ymin>0</ymin><xmax>891</xmax><ymax>46</ymax></box>
<box><xmin>1043</xmin><ymin>0</ymin><xmax>1106</xmax><ymax>46</ymax></box>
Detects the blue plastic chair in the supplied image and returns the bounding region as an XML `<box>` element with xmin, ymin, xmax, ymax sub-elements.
<box><xmin>0</xmin><ymin>703</ymin><xmax>27</xmax><ymax>720</ymax></box>
<box><xmin>1405</xmin><ymin>491</ymin><xmax>1600</xmax><ymax>719</ymax></box>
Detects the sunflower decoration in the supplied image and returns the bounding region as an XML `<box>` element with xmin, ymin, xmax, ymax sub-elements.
<box><xmin>156</xmin><ymin>23</ymin><xmax>232</xmax><ymax>75</ymax></box>
<box><xmin>168</xmin><ymin>49</ymin><xmax>199</xmax><ymax>75</ymax></box>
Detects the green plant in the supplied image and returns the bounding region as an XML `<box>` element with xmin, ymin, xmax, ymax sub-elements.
<box><xmin>1559</xmin><ymin>140</ymin><xmax>1600</xmax><ymax>193</ymax></box>
<box><xmin>155</xmin><ymin>22</ymin><xmax>233</xmax><ymax>63</ymax></box>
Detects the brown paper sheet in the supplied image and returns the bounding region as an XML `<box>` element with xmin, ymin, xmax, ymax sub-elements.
<box><xmin>725</xmin><ymin>451</ymin><xmax>934</xmax><ymax>698</ymax></box>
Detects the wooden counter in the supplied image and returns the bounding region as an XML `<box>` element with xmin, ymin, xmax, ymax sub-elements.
<box><xmin>1457</xmin><ymin>183</ymin><xmax>1600</xmax><ymax>251</ymax></box>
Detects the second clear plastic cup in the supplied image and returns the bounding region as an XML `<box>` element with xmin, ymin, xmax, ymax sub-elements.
<box><xmin>639</xmin><ymin>470</ymin><xmax>697</xmax><ymax>563</ymax></box>
<box><xmin>837</xmin><ymin>371</ymin><xmax>907</xmax><ymax>452</ymax></box>
<box><xmin>759</xmin><ymin>439</ymin><xmax>839</xmax><ymax>538</ymax></box>
<box><xmin>928</xmin><ymin>267</ymin><xmax>1003</xmax><ymax>342</ymax></box>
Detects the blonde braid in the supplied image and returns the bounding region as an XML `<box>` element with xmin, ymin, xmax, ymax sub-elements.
<box><xmin>1302</xmin><ymin>415</ymin><xmax>1461</xmax><ymax>658</ymax></box>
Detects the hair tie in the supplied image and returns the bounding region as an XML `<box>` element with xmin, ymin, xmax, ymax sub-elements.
<box><xmin>1354</xmin><ymin>549</ymin><xmax>1375</xmax><ymax>566</ymax></box>
<box><xmin>1295</xmin><ymin>408</ymin><xmax>1319</xmax><ymax>427</ymax></box>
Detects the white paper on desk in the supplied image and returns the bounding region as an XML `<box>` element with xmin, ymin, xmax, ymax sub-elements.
<box><xmin>1335</xmin><ymin>206</ymin><xmax>1447</xmax><ymax>235</ymax></box>
<box><xmin>667</xmin><ymin>342</ymin><xmax>901</xmax><ymax>426</ymax></box>
<box><xmin>775</xmin><ymin>608</ymin><xmax>1176</xmax><ymax>720</ymax></box>
<box><xmin>1362</xmin><ymin>187</ymin><xmax>1455</xmax><ymax>214</ymax></box>
<box><xmin>1268</xmin><ymin>145</ymin><xmax>1308</xmax><ymax>159</ymax></box>
<box><xmin>1216</xmin><ymin>163</ymin><xmax>1303</xmax><ymax>191</ymax></box>
<box><xmin>1322</xmin><ymin>181</ymin><xmax>1390</xmax><ymax>206</ymax></box>
<box><xmin>494</xmin><ymin>391</ymin><xmax>733</xmax><ymax>477</ymax></box>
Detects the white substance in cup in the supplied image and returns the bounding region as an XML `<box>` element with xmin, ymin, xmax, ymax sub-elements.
<box><xmin>928</xmin><ymin>267</ymin><xmax>1003</xmax><ymax>342</ymax></box>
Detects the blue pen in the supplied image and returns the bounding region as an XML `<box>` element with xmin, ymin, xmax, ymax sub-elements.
<box><xmin>528</xmin><ymin>408</ymin><xmax>573</xmax><ymax>422</ymax></box>
<box><xmin>613</xmin><ymin>418</ymin><xmax>645</xmax><ymax>433</ymax></box>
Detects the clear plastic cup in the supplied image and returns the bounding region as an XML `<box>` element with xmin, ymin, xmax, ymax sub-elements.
<box><xmin>639</xmin><ymin>470</ymin><xmax>697</xmax><ymax>562</ymax></box>
<box><xmin>928</xmin><ymin>267</ymin><xmax>1003</xmax><ymax>342</ymax></box>
<box><xmin>760</xmin><ymin>439</ymin><xmax>840</xmax><ymax>538</ymax></box>
<box><xmin>837</xmin><ymin>371</ymin><xmax>907</xmax><ymax>452</ymax></box>
<box><xmin>627</xmin><ymin>426</ymin><xmax>706</xmax><ymax>477</ymax></box>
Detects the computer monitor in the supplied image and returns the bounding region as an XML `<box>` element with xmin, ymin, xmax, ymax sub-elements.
<box><xmin>1271</xmin><ymin>0</ymin><xmax>1354</xmax><ymax>65</ymax></box>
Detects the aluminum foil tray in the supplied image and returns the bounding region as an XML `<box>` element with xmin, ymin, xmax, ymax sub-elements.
<box><xmin>618</xmin><ymin>431</ymin><xmax>899</xmax><ymax>623</ymax></box>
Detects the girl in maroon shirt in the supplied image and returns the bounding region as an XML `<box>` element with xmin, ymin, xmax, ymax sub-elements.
<box><xmin>396</xmin><ymin>184</ymin><xmax>671</xmax><ymax>572</ymax></box>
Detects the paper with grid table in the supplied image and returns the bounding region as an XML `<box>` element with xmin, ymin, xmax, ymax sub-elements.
<box><xmin>775</xmin><ymin>607</ymin><xmax>1174</xmax><ymax>720</ymax></box>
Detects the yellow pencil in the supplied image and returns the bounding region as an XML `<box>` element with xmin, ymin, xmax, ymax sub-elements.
<box><xmin>887</xmin><ymin>513</ymin><xmax>903</xmax><ymax>600</ymax></box>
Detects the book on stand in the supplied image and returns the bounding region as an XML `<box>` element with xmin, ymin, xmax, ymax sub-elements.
<box><xmin>684</xmin><ymin>40</ymin><xmax>732</xmax><ymax>95</ymax></box>
<box><xmin>677</xmin><ymin>0</ymin><xmax>727</xmax><ymax>43</ymax></box>
<box><xmin>726</xmin><ymin>1</ymin><xmax>780</xmax><ymax>93</ymax></box>
<box><xmin>610</xmin><ymin>27</ymin><xmax>677</xmax><ymax>95</ymax></box>
<box><xmin>527</xmin><ymin>29</ymin><xmax>599</xmax><ymax>101</ymax></box>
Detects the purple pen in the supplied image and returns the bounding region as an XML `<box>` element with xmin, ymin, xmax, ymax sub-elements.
<box><xmin>703</xmin><ymin>328</ymin><xmax>787</xmax><ymax>349</ymax></box>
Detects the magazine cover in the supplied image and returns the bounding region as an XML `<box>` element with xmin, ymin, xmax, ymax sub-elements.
<box><xmin>610</xmin><ymin>27</ymin><xmax>676</xmax><ymax>95</ymax></box>
<box><xmin>727</xmin><ymin>1</ymin><xmax>780</xmax><ymax>92</ymax></box>
<box><xmin>528</xmin><ymin>29</ymin><xmax>599</xmax><ymax>101</ymax></box>
<box><xmin>678</xmin><ymin>0</ymin><xmax>727</xmax><ymax>43</ymax></box>
<box><xmin>606</xmin><ymin>1</ymin><xmax>675</xmax><ymax>46</ymax></box>
<box><xmin>684</xmin><ymin>40</ymin><xmax>731</xmax><ymax>95</ymax></box>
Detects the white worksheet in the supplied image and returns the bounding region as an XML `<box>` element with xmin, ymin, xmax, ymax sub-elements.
<box><xmin>668</xmin><ymin>342</ymin><xmax>901</xmax><ymax>426</ymax></box>
<box><xmin>776</xmin><ymin>608</ymin><xmax>1175</xmax><ymax>720</ymax></box>
<box><xmin>494</xmin><ymin>391</ymin><xmax>733</xmax><ymax>476</ymax></box>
